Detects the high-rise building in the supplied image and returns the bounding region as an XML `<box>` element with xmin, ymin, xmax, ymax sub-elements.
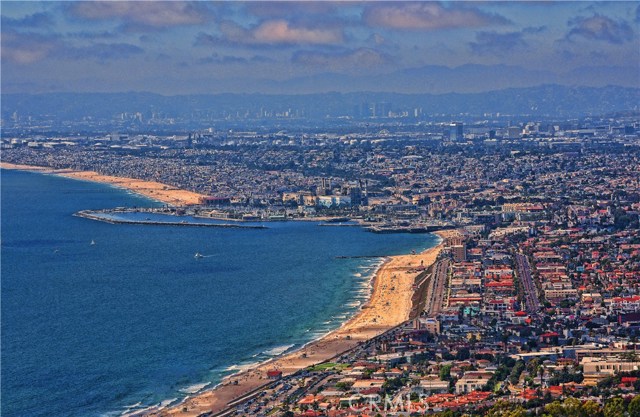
<box><xmin>507</xmin><ymin>126</ymin><xmax>522</xmax><ymax>139</ymax></box>
<box><xmin>449</xmin><ymin>122</ymin><xmax>463</xmax><ymax>141</ymax></box>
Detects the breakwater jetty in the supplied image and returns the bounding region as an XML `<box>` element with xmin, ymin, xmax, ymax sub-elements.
<box><xmin>74</xmin><ymin>210</ymin><xmax>268</xmax><ymax>229</ymax></box>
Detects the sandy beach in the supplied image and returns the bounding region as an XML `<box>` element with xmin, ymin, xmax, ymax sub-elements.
<box><xmin>0</xmin><ymin>162</ymin><xmax>205</xmax><ymax>206</ymax></box>
<box><xmin>152</xmin><ymin>230</ymin><xmax>457</xmax><ymax>417</ymax></box>
<box><xmin>3</xmin><ymin>161</ymin><xmax>456</xmax><ymax>416</ymax></box>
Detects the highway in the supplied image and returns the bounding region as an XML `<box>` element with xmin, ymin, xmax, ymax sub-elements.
<box><xmin>425</xmin><ymin>259</ymin><xmax>450</xmax><ymax>317</ymax></box>
<box><xmin>515</xmin><ymin>253</ymin><xmax>540</xmax><ymax>315</ymax></box>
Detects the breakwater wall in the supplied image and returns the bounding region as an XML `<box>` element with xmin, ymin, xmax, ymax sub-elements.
<box><xmin>74</xmin><ymin>210</ymin><xmax>268</xmax><ymax>229</ymax></box>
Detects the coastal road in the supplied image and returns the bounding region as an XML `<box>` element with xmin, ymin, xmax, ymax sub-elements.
<box><xmin>515</xmin><ymin>253</ymin><xmax>540</xmax><ymax>315</ymax></box>
<box><xmin>425</xmin><ymin>259</ymin><xmax>450</xmax><ymax>317</ymax></box>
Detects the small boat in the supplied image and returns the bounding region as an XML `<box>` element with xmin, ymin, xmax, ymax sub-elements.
<box><xmin>194</xmin><ymin>252</ymin><xmax>204</xmax><ymax>259</ymax></box>
<box><xmin>90</xmin><ymin>240</ymin><xmax>96</xmax><ymax>246</ymax></box>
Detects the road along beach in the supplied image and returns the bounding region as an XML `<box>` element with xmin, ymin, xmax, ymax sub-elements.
<box><xmin>153</xmin><ymin>230</ymin><xmax>458</xmax><ymax>417</ymax></box>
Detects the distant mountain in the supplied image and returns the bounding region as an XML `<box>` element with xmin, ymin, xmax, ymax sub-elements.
<box><xmin>208</xmin><ymin>64</ymin><xmax>639</xmax><ymax>95</ymax></box>
<box><xmin>2</xmin><ymin>85</ymin><xmax>638</xmax><ymax>123</ymax></box>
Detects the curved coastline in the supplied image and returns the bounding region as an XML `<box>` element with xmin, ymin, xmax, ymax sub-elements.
<box><xmin>1</xmin><ymin>162</ymin><xmax>452</xmax><ymax>417</ymax></box>
<box><xmin>0</xmin><ymin>162</ymin><xmax>204</xmax><ymax>206</ymax></box>
<box><xmin>150</xmin><ymin>232</ymin><xmax>449</xmax><ymax>417</ymax></box>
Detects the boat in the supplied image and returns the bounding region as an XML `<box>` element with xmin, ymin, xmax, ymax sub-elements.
<box><xmin>90</xmin><ymin>240</ymin><xmax>96</xmax><ymax>245</ymax></box>
<box><xmin>194</xmin><ymin>252</ymin><xmax>204</xmax><ymax>259</ymax></box>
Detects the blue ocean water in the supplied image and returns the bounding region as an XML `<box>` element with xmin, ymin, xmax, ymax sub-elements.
<box><xmin>1</xmin><ymin>169</ymin><xmax>438</xmax><ymax>417</ymax></box>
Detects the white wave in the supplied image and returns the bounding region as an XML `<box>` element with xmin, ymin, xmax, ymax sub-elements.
<box><xmin>159</xmin><ymin>398</ymin><xmax>178</xmax><ymax>408</ymax></box>
<box><xmin>179</xmin><ymin>382</ymin><xmax>210</xmax><ymax>394</ymax></box>
<box><xmin>263</xmin><ymin>343</ymin><xmax>295</xmax><ymax>357</ymax></box>
<box><xmin>120</xmin><ymin>405</ymin><xmax>157</xmax><ymax>417</ymax></box>
<box><xmin>225</xmin><ymin>360</ymin><xmax>262</xmax><ymax>373</ymax></box>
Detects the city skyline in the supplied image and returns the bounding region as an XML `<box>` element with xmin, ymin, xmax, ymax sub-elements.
<box><xmin>2</xmin><ymin>1</ymin><xmax>639</xmax><ymax>94</ymax></box>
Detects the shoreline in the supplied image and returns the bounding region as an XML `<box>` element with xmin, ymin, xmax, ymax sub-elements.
<box><xmin>0</xmin><ymin>162</ymin><xmax>205</xmax><ymax>206</ymax></box>
<box><xmin>150</xmin><ymin>230</ymin><xmax>453</xmax><ymax>417</ymax></box>
<box><xmin>2</xmin><ymin>162</ymin><xmax>456</xmax><ymax>417</ymax></box>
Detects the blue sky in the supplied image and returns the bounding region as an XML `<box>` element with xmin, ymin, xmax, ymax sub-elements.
<box><xmin>2</xmin><ymin>1</ymin><xmax>639</xmax><ymax>94</ymax></box>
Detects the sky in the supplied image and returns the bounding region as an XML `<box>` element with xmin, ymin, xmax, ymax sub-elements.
<box><xmin>2</xmin><ymin>1</ymin><xmax>639</xmax><ymax>95</ymax></box>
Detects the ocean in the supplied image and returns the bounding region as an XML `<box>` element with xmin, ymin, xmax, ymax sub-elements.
<box><xmin>1</xmin><ymin>169</ymin><xmax>439</xmax><ymax>417</ymax></box>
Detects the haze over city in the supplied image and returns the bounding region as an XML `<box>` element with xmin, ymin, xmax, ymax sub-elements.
<box><xmin>2</xmin><ymin>1</ymin><xmax>639</xmax><ymax>94</ymax></box>
<box><xmin>3</xmin><ymin>2</ymin><xmax>640</xmax><ymax>417</ymax></box>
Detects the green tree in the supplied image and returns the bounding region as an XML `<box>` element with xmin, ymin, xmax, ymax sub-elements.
<box><xmin>335</xmin><ymin>381</ymin><xmax>352</xmax><ymax>391</ymax></box>
<box><xmin>581</xmin><ymin>400</ymin><xmax>604</xmax><ymax>417</ymax></box>
<box><xmin>486</xmin><ymin>400</ymin><xmax>526</xmax><ymax>417</ymax></box>
<box><xmin>456</xmin><ymin>347</ymin><xmax>471</xmax><ymax>360</ymax></box>
<box><xmin>604</xmin><ymin>397</ymin><xmax>625</xmax><ymax>417</ymax></box>
<box><xmin>629</xmin><ymin>396</ymin><xmax>640</xmax><ymax>417</ymax></box>
<box><xmin>509</xmin><ymin>360</ymin><xmax>525</xmax><ymax>385</ymax></box>
<box><xmin>563</xmin><ymin>397</ymin><xmax>583</xmax><ymax>416</ymax></box>
<box><xmin>439</xmin><ymin>364</ymin><xmax>452</xmax><ymax>381</ymax></box>
<box><xmin>544</xmin><ymin>400</ymin><xmax>566</xmax><ymax>417</ymax></box>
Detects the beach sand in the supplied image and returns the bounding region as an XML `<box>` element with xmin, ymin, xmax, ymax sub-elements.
<box><xmin>153</xmin><ymin>231</ymin><xmax>457</xmax><ymax>417</ymax></box>
<box><xmin>1</xmin><ymin>163</ymin><xmax>204</xmax><ymax>206</ymax></box>
<box><xmin>2</xmin><ymin>162</ymin><xmax>458</xmax><ymax>416</ymax></box>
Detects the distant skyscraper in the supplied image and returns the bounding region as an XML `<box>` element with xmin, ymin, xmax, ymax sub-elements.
<box><xmin>449</xmin><ymin>122</ymin><xmax>463</xmax><ymax>141</ymax></box>
<box><xmin>507</xmin><ymin>126</ymin><xmax>522</xmax><ymax>139</ymax></box>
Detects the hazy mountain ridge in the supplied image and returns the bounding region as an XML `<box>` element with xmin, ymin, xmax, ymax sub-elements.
<box><xmin>3</xmin><ymin>84</ymin><xmax>638</xmax><ymax>121</ymax></box>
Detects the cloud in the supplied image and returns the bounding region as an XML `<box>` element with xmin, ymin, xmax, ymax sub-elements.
<box><xmin>62</xmin><ymin>43</ymin><xmax>144</xmax><ymax>61</ymax></box>
<box><xmin>469</xmin><ymin>27</ymin><xmax>544</xmax><ymax>56</ymax></box>
<box><xmin>469</xmin><ymin>31</ymin><xmax>527</xmax><ymax>55</ymax></box>
<box><xmin>1</xmin><ymin>28</ymin><xmax>143</xmax><ymax>64</ymax></box>
<box><xmin>566</xmin><ymin>14</ymin><xmax>634</xmax><ymax>44</ymax></box>
<box><xmin>292</xmin><ymin>48</ymin><xmax>391</xmax><ymax>69</ymax></box>
<box><xmin>1</xmin><ymin>30</ymin><xmax>59</xmax><ymax>64</ymax></box>
<box><xmin>67</xmin><ymin>1</ymin><xmax>212</xmax><ymax>29</ymax></box>
<box><xmin>197</xmin><ymin>19</ymin><xmax>343</xmax><ymax>46</ymax></box>
<box><xmin>197</xmin><ymin>53</ymin><xmax>272</xmax><ymax>65</ymax></box>
<box><xmin>253</xmin><ymin>20</ymin><xmax>343</xmax><ymax>44</ymax></box>
<box><xmin>1</xmin><ymin>12</ymin><xmax>54</xmax><ymax>28</ymax></box>
<box><xmin>245</xmin><ymin>2</ymin><xmax>339</xmax><ymax>18</ymax></box>
<box><xmin>66</xmin><ymin>31</ymin><xmax>118</xmax><ymax>40</ymax></box>
<box><xmin>364</xmin><ymin>2</ymin><xmax>510</xmax><ymax>31</ymax></box>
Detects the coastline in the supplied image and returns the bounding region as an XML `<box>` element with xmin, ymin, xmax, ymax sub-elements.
<box><xmin>2</xmin><ymin>162</ymin><xmax>455</xmax><ymax>416</ymax></box>
<box><xmin>0</xmin><ymin>162</ymin><xmax>205</xmax><ymax>206</ymax></box>
<box><xmin>151</xmin><ymin>230</ymin><xmax>453</xmax><ymax>417</ymax></box>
